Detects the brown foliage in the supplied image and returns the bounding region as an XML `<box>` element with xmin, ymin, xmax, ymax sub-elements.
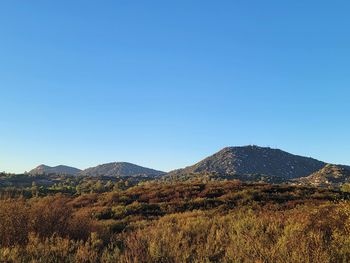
<box><xmin>0</xmin><ymin>199</ymin><xmax>28</xmax><ymax>246</ymax></box>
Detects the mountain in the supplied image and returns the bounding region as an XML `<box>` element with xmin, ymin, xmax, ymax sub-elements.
<box><xmin>79</xmin><ymin>162</ymin><xmax>165</xmax><ymax>177</ymax></box>
<box><xmin>166</xmin><ymin>145</ymin><xmax>326</xmax><ymax>180</ymax></box>
<box><xmin>295</xmin><ymin>164</ymin><xmax>350</xmax><ymax>187</ymax></box>
<box><xmin>29</xmin><ymin>165</ymin><xmax>81</xmax><ymax>176</ymax></box>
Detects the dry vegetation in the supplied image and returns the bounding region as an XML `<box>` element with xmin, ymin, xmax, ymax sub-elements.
<box><xmin>1</xmin><ymin>181</ymin><xmax>350</xmax><ymax>262</ymax></box>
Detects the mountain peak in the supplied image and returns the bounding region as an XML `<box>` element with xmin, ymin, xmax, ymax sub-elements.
<box><xmin>79</xmin><ymin>162</ymin><xmax>165</xmax><ymax>177</ymax></box>
<box><xmin>29</xmin><ymin>165</ymin><xmax>81</xmax><ymax>176</ymax></box>
<box><xmin>167</xmin><ymin>146</ymin><xmax>325</xmax><ymax>179</ymax></box>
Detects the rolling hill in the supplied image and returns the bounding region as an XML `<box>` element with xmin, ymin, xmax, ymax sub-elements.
<box><xmin>295</xmin><ymin>164</ymin><xmax>350</xmax><ymax>187</ymax></box>
<box><xmin>166</xmin><ymin>145</ymin><xmax>326</xmax><ymax>180</ymax></box>
<box><xmin>29</xmin><ymin>165</ymin><xmax>81</xmax><ymax>176</ymax></box>
<box><xmin>79</xmin><ymin>162</ymin><xmax>165</xmax><ymax>177</ymax></box>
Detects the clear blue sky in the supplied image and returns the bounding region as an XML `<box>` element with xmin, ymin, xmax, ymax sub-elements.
<box><xmin>1</xmin><ymin>1</ymin><xmax>350</xmax><ymax>173</ymax></box>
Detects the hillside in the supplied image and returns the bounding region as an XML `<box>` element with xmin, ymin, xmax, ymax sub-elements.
<box><xmin>295</xmin><ymin>164</ymin><xmax>350</xmax><ymax>187</ymax></box>
<box><xmin>79</xmin><ymin>162</ymin><xmax>165</xmax><ymax>177</ymax></box>
<box><xmin>167</xmin><ymin>145</ymin><xmax>325</xmax><ymax>180</ymax></box>
<box><xmin>29</xmin><ymin>165</ymin><xmax>81</xmax><ymax>175</ymax></box>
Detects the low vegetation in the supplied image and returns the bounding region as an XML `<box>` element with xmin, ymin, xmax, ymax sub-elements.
<box><xmin>1</xmin><ymin>179</ymin><xmax>350</xmax><ymax>262</ymax></box>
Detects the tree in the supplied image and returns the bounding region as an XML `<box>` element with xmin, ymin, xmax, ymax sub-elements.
<box><xmin>341</xmin><ymin>183</ymin><xmax>350</xmax><ymax>193</ymax></box>
<box><xmin>31</xmin><ymin>182</ymin><xmax>39</xmax><ymax>197</ymax></box>
<box><xmin>94</xmin><ymin>181</ymin><xmax>105</xmax><ymax>193</ymax></box>
<box><xmin>105</xmin><ymin>180</ymin><xmax>114</xmax><ymax>191</ymax></box>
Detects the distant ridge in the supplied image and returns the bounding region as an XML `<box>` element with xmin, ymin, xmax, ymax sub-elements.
<box><xmin>29</xmin><ymin>165</ymin><xmax>81</xmax><ymax>175</ymax></box>
<box><xmin>167</xmin><ymin>145</ymin><xmax>326</xmax><ymax>179</ymax></box>
<box><xmin>79</xmin><ymin>162</ymin><xmax>165</xmax><ymax>177</ymax></box>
